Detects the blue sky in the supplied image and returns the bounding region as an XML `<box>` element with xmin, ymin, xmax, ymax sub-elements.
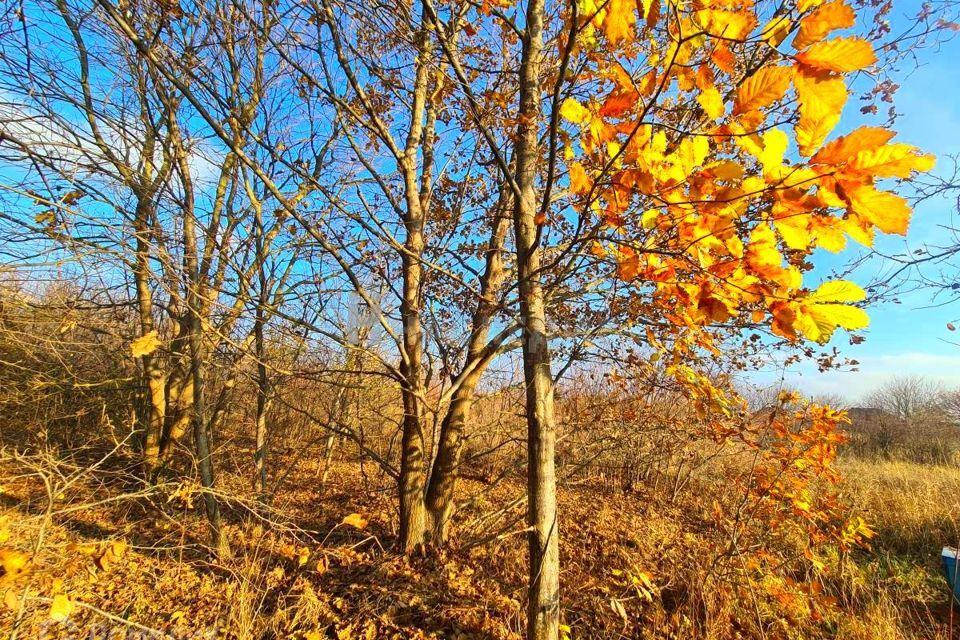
<box><xmin>754</xmin><ymin>19</ymin><xmax>960</xmax><ymax>401</ymax></box>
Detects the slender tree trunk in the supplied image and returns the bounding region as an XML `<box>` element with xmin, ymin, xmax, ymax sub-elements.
<box><xmin>175</xmin><ymin>120</ymin><xmax>229</xmax><ymax>557</ymax></box>
<box><xmin>160</xmin><ymin>348</ymin><xmax>192</xmax><ymax>463</ymax></box>
<box><xmin>424</xmin><ymin>371</ymin><xmax>479</xmax><ymax>540</ymax></box>
<box><xmin>134</xmin><ymin>203</ymin><xmax>166</xmax><ymax>477</ymax></box>
<box><xmin>424</xmin><ymin>192</ymin><xmax>510</xmax><ymax>541</ymax></box>
<box><xmin>253</xmin><ymin>309</ymin><xmax>271</xmax><ymax>498</ymax></box>
<box><xmin>251</xmin><ymin>168</ymin><xmax>273</xmax><ymax>499</ymax></box>
<box><xmin>513</xmin><ymin>0</ymin><xmax>559</xmax><ymax>636</ymax></box>
<box><xmin>189</xmin><ymin>314</ymin><xmax>228</xmax><ymax>556</ymax></box>
<box><xmin>319</xmin><ymin>432</ymin><xmax>338</xmax><ymax>486</ymax></box>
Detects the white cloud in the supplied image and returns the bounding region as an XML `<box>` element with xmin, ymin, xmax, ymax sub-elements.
<box><xmin>0</xmin><ymin>88</ymin><xmax>223</xmax><ymax>190</ymax></box>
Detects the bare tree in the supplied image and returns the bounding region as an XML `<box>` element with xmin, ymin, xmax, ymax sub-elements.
<box><xmin>862</xmin><ymin>376</ymin><xmax>945</xmax><ymax>420</ymax></box>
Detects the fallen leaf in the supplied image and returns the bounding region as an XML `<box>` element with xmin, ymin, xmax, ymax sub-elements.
<box><xmin>340</xmin><ymin>513</ymin><xmax>368</xmax><ymax>530</ymax></box>
<box><xmin>49</xmin><ymin>594</ymin><xmax>74</xmax><ymax>622</ymax></box>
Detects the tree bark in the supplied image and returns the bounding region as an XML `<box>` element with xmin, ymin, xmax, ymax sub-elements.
<box><xmin>175</xmin><ymin>117</ymin><xmax>229</xmax><ymax>557</ymax></box>
<box><xmin>253</xmin><ymin>310</ymin><xmax>271</xmax><ymax>498</ymax></box>
<box><xmin>134</xmin><ymin>202</ymin><xmax>166</xmax><ymax>477</ymax></box>
<box><xmin>397</xmin><ymin>7</ymin><xmax>435</xmax><ymax>553</ymax></box>
<box><xmin>513</xmin><ymin>0</ymin><xmax>560</xmax><ymax>636</ymax></box>
<box><xmin>424</xmin><ymin>189</ymin><xmax>510</xmax><ymax>541</ymax></box>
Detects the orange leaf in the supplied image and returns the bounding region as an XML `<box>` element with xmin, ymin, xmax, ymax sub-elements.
<box><xmin>604</xmin><ymin>0</ymin><xmax>636</xmax><ymax>43</ymax></box>
<box><xmin>734</xmin><ymin>66</ymin><xmax>793</xmax><ymax>115</ymax></box>
<box><xmin>848</xmin><ymin>144</ymin><xmax>936</xmax><ymax>178</ymax></box>
<box><xmin>745</xmin><ymin>223</ymin><xmax>784</xmax><ymax>279</ymax></box>
<box><xmin>795</xmin><ymin>37</ymin><xmax>876</xmax><ymax>73</ymax></box>
<box><xmin>616</xmin><ymin>246</ymin><xmax>641</xmax><ymax>280</ymax></box>
<box><xmin>568</xmin><ymin>162</ymin><xmax>592</xmax><ymax>195</ymax></box>
<box><xmin>811</xmin><ymin>127</ymin><xmax>895</xmax><ymax>165</ymax></box>
<box><xmin>711</xmin><ymin>43</ymin><xmax>736</xmax><ymax>74</ymax></box>
<box><xmin>793</xmin><ymin>1</ymin><xmax>856</xmax><ymax>50</ymax></box>
<box><xmin>599</xmin><ymin>90</ymin><xmax>638</xmax><ymax>118</ymax></box>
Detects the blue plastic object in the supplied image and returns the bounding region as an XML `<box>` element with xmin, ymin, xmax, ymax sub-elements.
<box><xmin>942</xmin><ymin>547</ymin><xmax>960</xmax><ymax>603</ymax></box>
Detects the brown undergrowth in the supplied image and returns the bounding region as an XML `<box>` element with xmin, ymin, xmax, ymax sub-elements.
<box><xmin>1</xmin><ymin>441</ymin><xmax>958</xmax><ymax>639</ymax></box>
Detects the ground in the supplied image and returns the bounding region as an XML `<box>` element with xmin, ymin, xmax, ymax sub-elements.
<box><xmin>1</xmin><ymin>444</ymin><xmax>959</xmax><ymax>639</ymax></box>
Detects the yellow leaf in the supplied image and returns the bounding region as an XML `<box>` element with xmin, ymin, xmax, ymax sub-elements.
<box><xmin>49</xmin><ymin>594</ymin><xmax>74</xmax><ymax>622</ymax></box>
<box><xmin>0</xmin><ymin>549</ymin><xmax>30</xmax><ymax>584</ymax></box>
<box><xmin>800</xmin><ymin>302</ymin><xmax>869</xmax><ymax>343</ymax></box>
<box><xmin>843</xmin><ymin>215</ymin><xmax>875</xmax><ymax>247</ymax></box>
<box><xmin>696</xmin><ymin>85</ymin><xmax>725</xmax><ymax>120</ymax></box>
<box><xmin>795</xmin><ymin>37</ymin><xmax>876</xmax><ymax>73</ymax></box>
<box><xmin>761</xmin><ymin>15</ymin><xmax>792</xmax><ymax>47</ymax></box>
<box><xmin>758</xmin><ymin>128</ymin><xmax>789</xmax><ymax>177</ymax></box>
<box><xmin>675</xmin><ymin>135</ymin><xmax>710</xmax><ymax>177</ymax></box>
<box><xmin>297</xmin><ymin>546</ymin><xmax>311</xmax><ymax>566</ymax></box>
<box><xmin>695</xmin><ymin>9</ymin><xmax>756</xmax><ymax>40</ymax></box>
<box><xmin>340</xmin><ymin>513</ymin><xmax>368</xmax><ymax>530</ymax></box>
<box><xmin>774</xmin><ymin>214</ymin><xmax>811</xmax><ymax>250</ymax></box>
<box><xmin>641</xmin><ymin>209</ymin><xmax>659</xmax><ymax>230</ymax></box>
<box><xmin>130</xmin><ymin>331</ymin><xmax>162</xmax><ymax>358</ymax></box>
<box><xmin>808</xmin><ymin>280</ymin><xmax>866</xmax><ymax>303</ymax></box>
<box><xmin>811</xmin><ymin>216</ymin><xmax>846</xmax><ymax>253</ymax></box>
<box><xmin>793</xmin><ymin>1</ymin><xmax>855</xmax><ymax>50</ymax></box>
<box><xmin>734</xmin><ymin>66</ymin><xmax>793</xmax><ymax>114</ymax></box>
<box><xmin>559</xmin><ymin>98</ymin><xmax>591</xmax><ymax>125</ymax></box>
<box><xmin>794</xmin><ymin>68</ymin><xmax>847</xmax><ymax>156</ymax></box>
<box><xmin>604</xmin><ymin>0</ymin><xmax>636</xmax><ymax>43</ymax></box>
<box><xmin>847</xmin><ymin>185</ymin><xmax>911</xmax><ymax>235</ymax></box>
<box><xmin>110</xmin><ymin>539</ymin><xmax>128</xmax><ymax>559</ymax></box>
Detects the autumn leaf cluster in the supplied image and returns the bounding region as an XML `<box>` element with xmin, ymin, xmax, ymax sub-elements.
<box><xmin>560</xmin><ymin>0</ymin><xmax>933</xmax><ymax>351</ymax></box>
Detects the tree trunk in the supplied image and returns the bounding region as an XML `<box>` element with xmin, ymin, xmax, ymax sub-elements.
<box><xmin>319</xmin><ymin>432</ymin><xmax>338</xmax><ymax>486</ymax></box>
<box><xmin>175</xmin><ymin>119</ymin><xmax>229</xmax><ymax>557</ymax></box>
<box><xmin>253</xmin><ymin>311</ymin><xmax>271</xmax><ymax>498</ymax></box>
<box><xmin>160</xmin><ymin>348</ymin><xmax>192</xmax><ymax>464</ymax></box>
<box><xmin>397</xmin><ymin>9</ymin><xmax>435</xmax><ymax>553</ymax></box>
<box><xmin>424</xmin><ymin>372</ymin><xmax>479</xmax><ymax>541</ymax></box>
<box><xmin>424</xmin><ymin>168</ymin><xmax>511</xmax><ymax>543</ymax></box>
<box><xmin>133</xmin><ymin>203</ymin><xmax>166</xmax><ymax>477</ymax></box>
<box><xmin>514</xmin><ymin>0</ymin><xmax>559</xmax><ymax>636</ymax></box>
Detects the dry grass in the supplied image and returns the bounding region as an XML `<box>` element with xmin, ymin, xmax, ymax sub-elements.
<box><xmin>827</xmin><ymin>459</ymin><xmax>960</xmax><ymax>639</ymax></box>
<box><xmin>2</xmin><ymin>445</ymin><xmax>960</xmax><ymax>639</ymax></box>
